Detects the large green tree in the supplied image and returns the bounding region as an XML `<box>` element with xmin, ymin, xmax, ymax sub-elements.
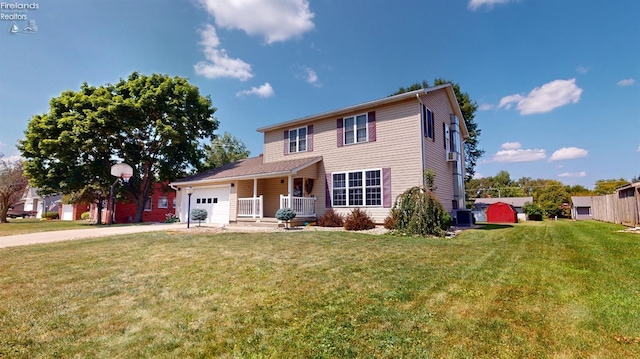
<box><xmin>203</xmin><ymin>132</ymin><xmax>250</xmax><ymax>170</ymax></box>
<box><xmin>594</xmin><ymin>178</ymin><xmax>630</xmax><ymax>195</ymax></box>
<box><xmin>19</xmin><ymin>72</ymin><xmax>218</xmax><ymax>222</ymax></box>
<box><xmin>0</xmin><ymin>156</ymin><xmax>29</xmax><ymax>223</ymax></box>
<box><xmin>391</xmin><ymin>79</ymin><xmax>484</xmax><ymax>182</ymax></box>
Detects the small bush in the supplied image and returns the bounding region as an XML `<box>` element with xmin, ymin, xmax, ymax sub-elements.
<box><xmin>317</xmin><ymin>209</ymin><xmax>344</xmax><ymax>227</ymax></box>
<box><xmin>383</xmin><ymin>210</ymin><xmax>397</xmax><ymax>230</ymax></box>
<box><xmin>164</xmin><ymin>213</ymin><xmax>179</xmax><ymax>223</ymax></box>
<box><xmin>344</xmin><ymin>208</ymin><xmax>375</xmax><ymax>231</ymax></box>
<box><xmin>80</xmin><ymin>212</ymin><xmax>90</xmax><ymax>220</ymax></box>
<box><xmin>190</xmin><ymin>209</ymin><xmax>207</xmax><ymax>226</ymax></box>
<box><xmin>275</xmin><ymin>207</ymin><xmax>296</xmax><ymax>228</ymax></box>
<box><xmin>42</xmin><ymin>211</ymin><xmax>59</xmax><ymax>220</ymax></box>
<box><xmin>523</xmin><ymin>202</ymin><xmax>543</xmax><ymax>221</ymax></box>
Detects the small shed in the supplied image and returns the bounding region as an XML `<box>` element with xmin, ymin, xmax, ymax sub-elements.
<box><xmin>571</xmin><ymin>196</ymin><xmax>592</xmax><ymax>220</ymax></box>
<box><xmin>486</xmin><ymin>202</ymin><xmax>517</xmax><ymax>223</ymax></box>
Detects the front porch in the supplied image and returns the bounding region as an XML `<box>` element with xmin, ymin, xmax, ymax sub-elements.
<box><xmin>234</xmin><ymin>170</ymin><xmax>318</xmax><ymax>221</ymax></box>
<box><xmin>237</xmin><ymin>195</ymin><xmax>316</xmax><ymax>219</ymax></box>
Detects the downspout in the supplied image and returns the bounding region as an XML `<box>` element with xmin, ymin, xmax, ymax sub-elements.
<box><xmin>416</xmin><ymin>93</ymin><xmax>426</xmax><ymax>186</ymax></box>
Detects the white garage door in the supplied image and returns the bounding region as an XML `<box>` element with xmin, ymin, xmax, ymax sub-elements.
<box><xmin>61</xmin><ymin>204</ymin><xmax>74</xmax><ymax>221</ymax></box>
<box><xmin>189</xmin><ymin>186</ymin><xmax>230</xmax><ymax>224</ymax></box>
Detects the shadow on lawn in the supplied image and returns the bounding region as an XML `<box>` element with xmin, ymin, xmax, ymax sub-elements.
<box><xmin>474</xmin><ymin>223</ymin><xmax>514</xmax><ymax>230</ymax></box>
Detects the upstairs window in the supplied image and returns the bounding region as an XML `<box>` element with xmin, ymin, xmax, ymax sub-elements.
<box><xmin>423</xmin><ymin>105</ymin><xmax>434</xmax><ymax>140</ymax></box>
<box><xmin>289</xmin><ymin>127</ymin><xmax>307</xmax><ymax>153</ymax></box>
<box><xmin>344</xmin><ymin>114</ymin><xmax>368</xmax><ymax>145</ymax></box>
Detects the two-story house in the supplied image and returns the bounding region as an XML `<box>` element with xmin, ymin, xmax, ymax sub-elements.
<box><xmin>170</xmin><ymin>83</ymin><xmax>471</xmax><ymax>225</ymax></box>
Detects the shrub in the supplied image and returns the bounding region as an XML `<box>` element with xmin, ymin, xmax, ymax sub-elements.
<box><xmin>383</xmin><ymin>210</ymin><xmax>397</xmax><ymax>229</ymax></box>
<box><xmin>392</xmin><ymin>186</ymin><xmax>450</xmax><ymax>237</ymax></box>
<box><xmin>344</xmin><ymin>208</ymin><xmax>375</xmax><ymax>231</ymax></box>
<box><xmin>42</xmin><ymin>211</ymin><xmax>59</xmax><ymax>220</ymax></box>
<box><xmin>317</xmin><ymin>209</ymin><xmax>344</xmax><ymax>227</ymax></box>
<box><xmin>190</xmin><ymin>209</ymin><xmax>207</xmax><ymax>226</ymax></box>
<box><xmin>164</xmin><ymin>213</ymin><xmax>179</xmax><ymax>223</ymax></box>
<box><xmin>275</xmin><ymin>207</ymin><xmax>297</xmax><ymax>228</ymax></box>
<box><xmin>80</xmin><ymin>212</ymin><xmax>90</xmax><ymax>220</ymax></box>
<box><xmin>522</xmin><ymin>202</ymin><xmax>543</xmax><ymax>221</ymax></box>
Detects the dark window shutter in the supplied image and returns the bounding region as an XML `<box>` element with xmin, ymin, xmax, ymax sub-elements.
<box><xmin>431</xmin><ymin>110</ymin><xmax>435</xmax><ymax>142</ymax></box>
<box><xmin>284</xmin><ymin>130</ymin><xmax>289</xmax><ymax>155</ymax></box>
<box><xmin>367</xmin><ymin>111</ymin><xmax>376</xmax><ymax>142</ymax></box>
<box><xmin>443</xmin><ymin>123</ymin><xmax>446</xmax><ymax>149</ymax></box>
<box><xmin>307</xmin><ymin>125</ymin><xmax>313</xmax><ymax>152</ymax></box>
<box><xmin>336</xmin><ymin>119</ymin><xmax>343</xmax><ymax>147</ymax></box>
<box><xmin>382</xmin><ymin>168</ymin><xmax>391</xmax><ymax>208</ymax></box>
<box><xmin>325</xmin><ymin>173</ymin><xmax>332</xmax><ymax>208</ymax></box>
<box><xmin>422</xmin><ymin>105</ymin><xmax>428</xmax><ymax>138</ymax></box>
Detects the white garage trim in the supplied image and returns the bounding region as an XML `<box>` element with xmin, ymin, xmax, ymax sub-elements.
<box><xmin>181</xmin><ymin>185</ymin><xmax>231</xmax><ymax>225</ymax></box>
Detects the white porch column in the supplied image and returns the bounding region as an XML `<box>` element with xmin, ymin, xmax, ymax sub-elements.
<box><xmin>252</xmin><ymin>178</ymin><xmax>258</xmax><ymax>218</ymax></box>
<box><xmin>287</xmin><ymin>175</ymin><xmax>293</xmax><ymax>209</ymax></box>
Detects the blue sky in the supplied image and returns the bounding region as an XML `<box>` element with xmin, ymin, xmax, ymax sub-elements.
<box><xmin>1</xmin><ymin>0</ymin><xmax>638</xmax><ymax>188</ymax></box>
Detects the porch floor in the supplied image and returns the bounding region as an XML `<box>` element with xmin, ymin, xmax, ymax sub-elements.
<box><xmin>233</xmin><ymin>216</ymin><xmax>316</xmax><ymax>228</ymax></box>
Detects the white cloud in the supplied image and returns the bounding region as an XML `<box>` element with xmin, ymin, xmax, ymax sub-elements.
<box><xmin>491</xmin><ymin>148</ymin><xmax>546</xmax><ymax>163</ymax></box>
<box><xmin>617</xmin><ymin>78</ymin><xmax>635</xmax><ymax>86</ymax></box>
<box><xmin>236</xmin><ymin>82</ymin><xmax>275</xmax><ymax>98</ymax></box>
<box><xmin>558</xmin><ymin>171</ymin><xmax>587</xmax><ymax>178</ymax></box>
<box><xmin>304</xmin><ymin>67</ymin><xmax>318</xmax><ymax>84</ymax></box>
<box><xmin>468</xmin><ymin>0</ymin><xmax>513</xmax><ymax>11</ymax></box>
<box><xmin>501</xmin><ymin>142</ymin><xmax>522</xmax><ymax>150</ymax></box>
<box><xmin>198</xmin><ymin>0</ymin><xmax>314</xmax><ymax>44</ymax></box>
<box><xmin>498</xmin><ymin>79</ymin><xmax>583</xmax><ymax>115</ymax></box>
<box><xmin>194</xmin><ymin>24</ymin><xmax>253</xmax><ymax>81</ymax></box>
<box><xmin>549</xmin><ymin>147</ymin><xmax>588</xmax><ymax>161</ymax></box>
<box><xmin>478</xmin><ymin>103</ymin><xmax>494</xmax><ymax>111</ymax></box>
<box><xmin>576</xmin><ymin>66</ymin><xmax>590</xmax><ymax>74</ymax></box>
<box><xmin>473</xmin><ymin>172</ymin><xmax>485</xmax><ymax>179</ymax></box>
<box><xmin>0</xmin><ymin>141</ymin><xmax>7</xmax><ymax>147</ymax></box>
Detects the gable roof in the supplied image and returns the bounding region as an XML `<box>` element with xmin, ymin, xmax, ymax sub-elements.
<box><xmin>474</xmin><ymin>197</ymin><xmax>533</xmax><ymax>208</ymax></box>
<box><xmin>170</xmin><ymin>155</ymin><xmax>323</xmax><ymax>186</ymax></box>
<box><xmin>256</xmin><ymin>83</ymin><xmax>469</xmax><ymax>138</ymax></box>
<box><xmin>571</xmin><ymin>196</ymin><xmax>593</xmax><ymax>207</ymax></box>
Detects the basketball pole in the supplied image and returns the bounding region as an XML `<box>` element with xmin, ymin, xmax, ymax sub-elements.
<box><xmin>108</xmin><ymin>176</ymin><xmax>121</xmax><ymax>225</ymax></box>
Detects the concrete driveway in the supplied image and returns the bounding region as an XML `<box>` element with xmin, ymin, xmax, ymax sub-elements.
<box><xmin>0</xmin><ymin>223</ymin><xmax>187</xmax><ymax>249</ymax></box>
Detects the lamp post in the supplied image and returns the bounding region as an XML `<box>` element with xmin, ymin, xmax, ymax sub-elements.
<box><xmin>186</xmin><ymin>186</ymin><xmax>193</xmax><ymax>229</ymax></box>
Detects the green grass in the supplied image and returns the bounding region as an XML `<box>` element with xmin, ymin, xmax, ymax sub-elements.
<box><xmin>1</xmin><ymin>220</ymin><xmax>639</xmax><ymax>358</ymax></box>
<box><xmin>0</xmin><ymin>219</ymin><xmax>96</xmax><ymax>236</ymax></box>
<box><xmin>0</xmin><ymin>219</ymin><xmax>156</xmax><ymax>237</ymax></box>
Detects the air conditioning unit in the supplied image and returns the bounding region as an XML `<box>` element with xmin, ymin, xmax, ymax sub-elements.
<box><xmin>447</xmin><ymin>152</ymin><xmax>458</xmax><ymax>162</ymax></box>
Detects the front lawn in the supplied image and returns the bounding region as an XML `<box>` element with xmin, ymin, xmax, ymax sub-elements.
<box><xmin>1</xmin><ymin>220</ymin><xmax>639</xmax><ymax>357</ymax></box>
<box><xmin>0</xmin><ymin>218</ymin><xmax>95</xmax><ymax>236</ymax></box>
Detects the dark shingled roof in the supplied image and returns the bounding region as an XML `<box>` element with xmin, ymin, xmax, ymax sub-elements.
<box><xmin>172</xmin><ymin>155</ymin><xmax>323</xmax><ymax>184</ymax></box>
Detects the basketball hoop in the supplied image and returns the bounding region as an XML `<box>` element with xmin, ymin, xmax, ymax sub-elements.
<box><xmin>109</xmin><ymin>163</ymin><xmax>134</xmax><ymax>225</ymax></box>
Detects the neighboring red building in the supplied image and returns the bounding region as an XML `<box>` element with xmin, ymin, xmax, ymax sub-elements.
<box><xmin>90</xmin><ymin>183</ymin><xmax>176</xmax><ymax>223</ymax></box>
<box><xmin>486</xmin><ymin>202</ymin><xmax>518</xmax><ymax>223</ymax></box>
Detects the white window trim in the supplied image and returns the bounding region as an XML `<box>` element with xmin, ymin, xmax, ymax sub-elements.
<box><xmin>332</xmin><ymin>168</ymin><xmax>383</xmax><ymax>207</ymax></box>
<box><xmin>158</xmin><ymin>196</ymin><xmax>168</xmax><ymax>209</ymax></box>
<box><xmin>343</xmin><ymin>113</ymin><xmax>368</xmax><ymax>145</ymax></box>
<box><xmin>288</xmin><ymin>126</ymin><xmax>308</xmax><ymax>153</ymax></box>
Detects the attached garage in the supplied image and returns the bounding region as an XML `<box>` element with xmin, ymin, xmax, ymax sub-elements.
<box><xmin>183</xmin><ymin>186</ymin><xmax>230</xmax><ymax>224</ymax></box>
<box><xmin>486</xmin><ymin>202</ymin><xmax>517</xmax><ymax>223</ymax></box>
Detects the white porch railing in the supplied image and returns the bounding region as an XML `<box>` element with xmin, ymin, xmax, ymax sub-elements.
<box><xmin>280</xmin><ymin>195</ymin><xmax>316</xmax><ymax>217</ymax></box>
<box><xmin>238</xmin><ymin>196</ymin><xmax>263</xmax><ymax>218</ymax></box>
